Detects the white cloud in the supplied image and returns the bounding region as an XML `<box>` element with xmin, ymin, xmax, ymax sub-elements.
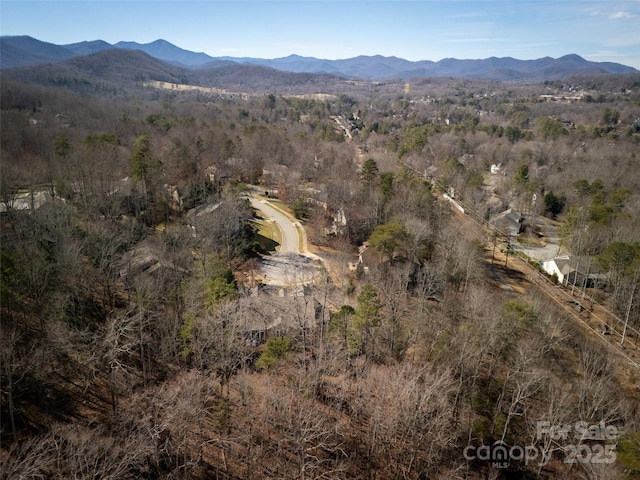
<box><xmin>588</xmin><ymin>50</ymin><xmax>622</xmax><ymax>58</ymax></box>
<box><xmin>585</xmin><ymin>50</ymin><xmax>640</xmax><ymax>69</ymax></box>
<box><xmin>609</xmin><ymin>11</ymin><xmax>634</xmax><ymax>19</ymax></box>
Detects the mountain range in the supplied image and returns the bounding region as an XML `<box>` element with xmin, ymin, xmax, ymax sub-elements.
<box><xmin>1</xmin><ymin>35</ymin><xmax>638</xmax><ymax>82</ymax></box>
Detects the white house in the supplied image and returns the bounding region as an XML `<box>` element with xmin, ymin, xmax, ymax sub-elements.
<box><xmin>542</xmin><ymin>256</ymin><xmax>573</xmax><ymax>284</ymax></box>
<box><xmin>542</xmin><ymin>255</ymin><xmax>607</xmax><ymax>287</ymax></box>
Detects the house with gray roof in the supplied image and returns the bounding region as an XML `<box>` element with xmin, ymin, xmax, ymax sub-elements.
<box><xmin>489</xmin><ymin>208</ymin><xmax>523</xmax><ymax>238</ymax></box>
<box><xmin>542</xmin><ymin>255</ymin><xmax>607</xmax><ymax>287</ymax></box>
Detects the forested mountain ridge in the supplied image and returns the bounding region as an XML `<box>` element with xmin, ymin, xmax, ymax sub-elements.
<box><xmin>0</xmin><ymin>36</ymin><xmax>77</xmax><ymax>69</ymax></box>
<box><xmin>3</xmin><ymin>49</ymin><xmax>192</xmax><ymax>92</ymax></box>
<box><xmin>1</xmin><ymin>47</ymin><xmax>351</xmax><ymax>95</ymax></box>
<box><xmin>2</xmin><ymin>52</ymin><xmax>640</xmax><ymax>479</ymax></box>
<box><xmin>2</xmin><ymin>35</ymin><xmax>638</xmax><ymax>80</ymax></box>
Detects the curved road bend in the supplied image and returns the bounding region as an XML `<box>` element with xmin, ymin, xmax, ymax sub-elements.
<box><xmin>250</xmin><ymin>195</ymin><xmax>322</xmax><ymax>286</ymax></box>
<box><xmin>250</xmin><ymin>196</ymin><xmax>300</xmax><ymax>255</ymax></box>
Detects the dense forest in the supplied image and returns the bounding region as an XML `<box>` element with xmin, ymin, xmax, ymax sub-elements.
<box><xmin>2</xmin><ymin>57</ymin><xmax>640</xmax><ymax>479</ymax></box>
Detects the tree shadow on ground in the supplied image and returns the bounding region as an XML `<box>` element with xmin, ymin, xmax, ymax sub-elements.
<box><xmin>252</xmin><ymin>232</ymin><xmax>280</xmax><ymax>255</ymax></box>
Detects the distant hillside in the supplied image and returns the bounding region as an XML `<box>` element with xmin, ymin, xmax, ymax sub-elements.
<box><xmin>1</xmin><ymin>48</ymin><xmax>349</xmax><ymax>95</ymax></box>
<box><xmin>115</xmin><ymin>39</ymin><xmax>215</xmax><ymax>67</ymax></box>
<box><xmin>64</xmin><ymin>40</ymin><xmax>113</xmax><ymax>56</ymax></box>
<box><xmin>195</xmin><ymin>63</ymin><xmax>345</xmax><ymax>91</ymax></box>
<box><xmin>2</xmin><ymin>49</ymin><xmax>191</xmax><ymax>92</ymax></box>
<box><xmin>1</xmin><ymin>35</ymin><xmax>638</xmax><ymax>81</ymax></box>
<box><xmin>0</xmin><ymin>36</ymin><xmax>76</xmax><ymax>69</ymax></box>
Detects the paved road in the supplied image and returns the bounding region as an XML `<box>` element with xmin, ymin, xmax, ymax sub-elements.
<box><xmin>251</xmin><ymin>197</ymin><xmax>300</xmax><ymax>254</ymax></box>
<box><xmin>250</xmin><ymin>195</ymin><xmax>322</xmax><ymax>287</ymax></box>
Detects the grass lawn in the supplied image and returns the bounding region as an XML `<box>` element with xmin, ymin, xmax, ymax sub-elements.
<box><xmin>252</xmin><ymin>214</ymin><xmax>281</xmax><ymax>254</ymax></box>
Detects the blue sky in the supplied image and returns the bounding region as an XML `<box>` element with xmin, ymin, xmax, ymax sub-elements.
<box><xmin>2</xmin><ymin>0</ymin><xmax>639</xmax><ymax>68</ymax></box>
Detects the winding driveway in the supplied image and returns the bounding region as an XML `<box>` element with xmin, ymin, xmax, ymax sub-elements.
<box><xmin>250</xmin><ymin>194</ymin><xmax>323</xmax><ymax>286</ymax></box>
<box><xmin>250</xmin><ymin>197</ymin><xmax>301</xmax><ymax>254</ymax></box>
